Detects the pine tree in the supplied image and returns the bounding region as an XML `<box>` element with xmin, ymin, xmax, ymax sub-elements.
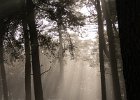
<box><xmin>95</xmin><ymin>0</ymin><xmax>107</xmax><ymax>100</ymax></box>
<box><xmin>22</xmin><ymin>18</ymin><xmax>32</xmax><ymax>100</ymax></box>
<box><xmin>26</xmin><ymin>0</ymin><xmax>44</xmax><ymax>100</ymax></box>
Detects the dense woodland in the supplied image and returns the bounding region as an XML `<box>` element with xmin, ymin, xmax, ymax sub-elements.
<box><xmin>0</xmin><ymin>0</ymin><xmax>138</xmax><ymax>100</ymax></box>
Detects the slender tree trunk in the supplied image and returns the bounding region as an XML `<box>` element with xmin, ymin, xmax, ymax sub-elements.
<box><xmin>96</xmin><ymin>0</ymin><xmax>107</xmax><ymax>100</ymax></box>
<box><xmin>26</xmin><ymin>0</ymin><xmax>44</xmax><ymax>100</ymax></box>
<box><xmin>0</xmin><ymin>74</ymin><xmax>2</xmax><ymax>100</ymax></box>
<box><xmin>58</xmin><ymin>25</ymin><xmax>64</xmax><ymax>74</ymax></box>
<box><xmin>0</xmin><ymin>23</ymin><xmax>9</xmax><ymax>100</ymax></box>
<box><xmin>28</xmin><ymin>10</ymin><xmax>44</xmax><ymax>100</ymax></box>
<box><xmin>22</xmin><ymin>19</ymin><xmax>31</xmax><ymax>100</ymax></box>
<box><xmin>101</xmin><ymin>1</ymin><xmax>122</xmax><ymax>100</ymax></box>
<box><xmin>52</xmin><ymin>25</ymin><xmax>64</xmax><ymax>98</ymax></box>
<box><xmin>57</xmin><ymin>4</ymin><xmax>64</xmax><ymax>74</ymax></box>
<box><xmin>91</xmin><ymin>0</ymin><xmax>110</xmax><ymax>59</ymax></box>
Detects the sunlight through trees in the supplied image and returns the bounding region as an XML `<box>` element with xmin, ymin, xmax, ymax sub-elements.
<box><xmin>0</xmin><ymin>0</ymin><xmax>129</xmax><ymax>100</ymax></box>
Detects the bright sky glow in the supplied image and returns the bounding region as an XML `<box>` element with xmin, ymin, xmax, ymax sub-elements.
<box><xmin>78</xmin><ymin>24</ymin><xmax>98</xmax><ymax>41</ymax></box>
<box><xmin>80</xmin><ymin>6</ymin><xmax>91</xmax><ymax>16</ymax></box>
<box><xmin>79</xmin><ymin>6</ymin><xmax>98</xmax><ymax>41</ymax></box>
<box><xmin>39</xmin><ymin>6</ymin><xmax>98</xmax><ymax>41</ymax></box>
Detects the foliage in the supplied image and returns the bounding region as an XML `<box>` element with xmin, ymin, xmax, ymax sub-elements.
<box><xmin>37</xmin><ymin>0</ymin><xmax>85</xmax><ymax>28</ymax></box>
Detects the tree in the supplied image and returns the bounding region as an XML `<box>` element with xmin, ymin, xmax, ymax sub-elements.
<box><xmin>37</xmin><ymin>0</ymin><xmax>85</xmax><ymax>74</ymax></box>
<box><xmin>22</xmin><ymin>18</ymin><xmax>32</xmax><ymax>100</ymax></box>
<box><xmin>116</xmin><ymin>0</ymin><xmax>140</xmax><ymax>100</ymax></box>
<box><xmin>101</xmin><ymin>0</ymin><xmax>122</xmax><ymax>100</ymax></box>
<box><xmin>49</xmin><ymin>0</ymin><xmax>83</xmax><ymax>69</ymax></box>
<box><xmin>88</xmin><ymin>0</ymin><xmax>110</xmax><ymax>59</ymax></box>
<box><xmin>26</xmin><ymin>0</ymin><xmax>44</xmax><ymax>100</ymax></box>
<box><xmin>95</xmin><ymin>0</ymin><xmax>107</xmax><ymax>100</ymax></box>
<box><xmin>0</xmin><ymin>73</ymin><xmax>2</xmax><ymax>100</ymax></box>
<box><xmin>0</xmin><ymin>21</ymin><xmax>9</xmax><ymax>100</ymax></box>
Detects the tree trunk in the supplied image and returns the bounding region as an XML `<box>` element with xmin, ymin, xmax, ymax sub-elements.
<box><xmin>26</xmin><ymin>0</ymin><xmax>44</xmax><ymax>100</ymax></box>
<box><xmin>101</xmin><ymin>0</ymin><xmax>122</xmax><ymax>100</ymax></box>
<box><xmin>51</xmin><ymin>25</ymin><xmax>64</xmax><ymax>98</ymax></box>
<box><xmin>57</xmin><ymin>4</ymin><xmax>64</xmax><ymax>74</ymax></box>
<box><xmin>22</xmin><ymin>18</ymin><xmax>31</xmax><ymax>100</ymax></box>
<box><xmin>96</xmin><ymin>0</ymin><xmax>107</xmax><ymax>100</ymax></box>
<box><xmin>91</xmin><ymin>0</ymin><xmax>110</xmax><ymax>59</ymax></box>
<box><xmin>28</xmin><ymin>10</ymin><xmax>44</xmax><ymax>100</ymax></box>
<box><xmin>0</xmin><ymin>23</ymin><xmax>9</xmax><ymax>100</ymax></box>
<box><xmin>116</xmin><ymin>0</ymin><xmax>140</xmax><ymax>100</ymax></box>
<box><xmin>58</xmin><ymin>25</ymin><xmax>64</xmax><ymax>74</ymax></box>
<box><xmin>0</xmin><ymin>74</ymin><xmax>2</xmax><ymax>100</ymax></box>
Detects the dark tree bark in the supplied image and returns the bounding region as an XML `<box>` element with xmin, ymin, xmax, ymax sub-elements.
<box><xmin>96</xmin><ymin>0</ymin><xmax>107</xmax><ymax>100</ymax></box>
<box><xmin>91</xmin><ymin>0</ymin><xmax>110</xmax><ymax>59</ymax></box>
<box><xmin>26</xmin><ymin>0</ymin><xmax>44</xmax><ymax>100</ymax></box>
<box><xmin>28</xmin><ymin>11</ymin><xmax>44</xmax><ymax>100</ymax></box>
<box><xmin>100</xmin><ymin>1</ymin><xmax>122</xmax><ymax>100</ymax></box>
<box><xmin>22</xmin><ymin>18</ymin><xmax>31</xmax><ymax>100</ymax></box>
<box><xmin>106</xmin><ymin>15</ymin><xmax>122</xmax><ymax>100</ymax></box>
<box><xmin>27</xmin><ymin>10</ymin><xmax>44</xmax><ymax>100</ymax></box>
<box><xmin>0</xmin><ymin>74</ymin><xmax>2</xmax><ymax>100</ymax></box>
<box><xmin>116</xmin><ymin>0</ymin><xmax>140</xmax><ymax>100</ymax></box>
<box><xmin>0</xmin><ymin>22</ymin><xmax>9</xmax><ymax>100</ymax></box>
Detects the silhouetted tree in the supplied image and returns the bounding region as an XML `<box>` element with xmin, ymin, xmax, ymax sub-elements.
<box><xmin>89</xmin><ymin>0</ymin><xmax>109</xmax><ymax>59</ymax></box>
<box><xmin>0</xmin><ymin>74</ymin><xmax>2</xmax><ymax>100</ymax></box>
<box><xmin>26</xmin><ymin>0</ymin><xmax>44</xmax><ymax>100</ymax></box>
<box><xmin>40</xmin><ymin>0</ymin><xmax>85</xmax><ymax>73</ymax></box>
<box><xmin>95</xmin><ymin>0</ymin><xmax>107</xmax><ymax>100</ymax></box>
<box><xmin>22</xmin><ymin>18</ymin><xmax>32</xmax><ymax>100</ymax></box>
<box><xmin>101</xmin><ymin>0</ymin><xmax>122</xmax><ymax>100</ymax></box>
<box><xmin>116</xmin><ymin>0</ymin><xmax>140</xmax><ymax>100</ymax></box>
<box><xmin>0</xmin><ymin>21</ymin><xmax>9</xmax><ymax>100</ymax></box>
